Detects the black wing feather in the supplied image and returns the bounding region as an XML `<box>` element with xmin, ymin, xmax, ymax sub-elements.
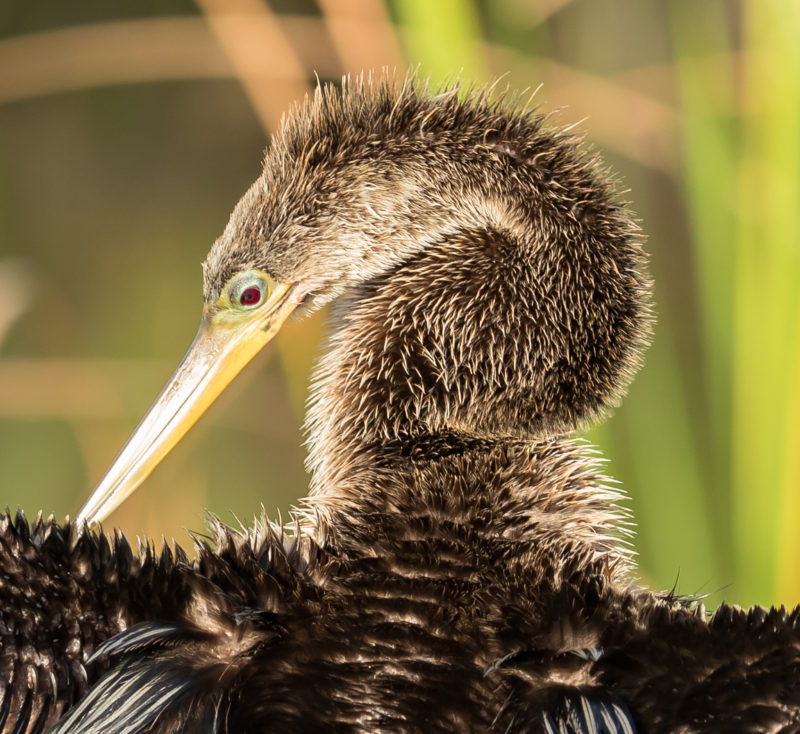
<box><xmin>539</xmin><ymin>691</ymin><xmax>637</xmax><ymax>734</ymax></box>
<box><xmin>49</xmin><ymin>656</ymin><xmax>200</xmax><ymax>734</ymax></box>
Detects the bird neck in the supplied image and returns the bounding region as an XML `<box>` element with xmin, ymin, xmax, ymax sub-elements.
<box><xmin>294</xmin><ymin>115</ymin><xmax>648</xmax><ymax>563</ymax></box>
<box><xmin>303</xmin><ymin>224</ymin><xmax>527</xmax><ymax>497</ymax></box>
<box><xmin>300</xmin><ymin>224</ymin><xmax>633</xmax><ymax>568</ymax></box>
<box><xmin>301</xmin><ymin>425</ymin><xmax>631</xmax><ymax>574</ymax></box>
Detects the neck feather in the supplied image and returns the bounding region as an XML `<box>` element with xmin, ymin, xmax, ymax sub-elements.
<box><xmin>299</xmin><ymin>222</ymin><xmax>639</xmax><ymax>573</ymax></box>
<box><xmin>295</xmin><ymin>126</ymin><xmax>647</xmax><ymax>568</ymax></box>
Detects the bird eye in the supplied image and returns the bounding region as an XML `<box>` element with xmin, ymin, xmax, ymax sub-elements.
<box><xmin>239</xmin><ymin>286</ymin><xmax>263</xmax><ymax>307</ymax></box>
<box><xmin>229</xmin><ymin>275</ymin><xmax>269</xmax><ymax>310</ymax></box>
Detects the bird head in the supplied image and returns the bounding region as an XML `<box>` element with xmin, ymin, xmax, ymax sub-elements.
<box><xmin>76</xmin><ymin>77</ymin><xmax>650</xmax><ymax>527</ymax></box>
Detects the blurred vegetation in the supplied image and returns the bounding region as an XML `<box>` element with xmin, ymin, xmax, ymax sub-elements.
<box><xmin>0</xmin><ymin>0</ymin><xmax>798</xmax><ymax>610</ymax></box>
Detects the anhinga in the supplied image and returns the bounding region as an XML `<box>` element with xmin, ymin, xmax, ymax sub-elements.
<box><xmin>2</xmin><ymin>77</ymin><xmax>800</xmax><ymax>734</ymax></box>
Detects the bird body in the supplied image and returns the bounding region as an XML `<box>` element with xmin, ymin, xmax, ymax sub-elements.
<box><xmin>2</xmin><ymin>77</ymin><xmax>800</xmax><ymax>732</ymax></box>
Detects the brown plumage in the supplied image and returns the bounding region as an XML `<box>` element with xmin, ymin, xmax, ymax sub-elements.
<box><xmin>2</xmin><ymin>76</ymin><xmax>800</xmax><ymax>733</ymax></box>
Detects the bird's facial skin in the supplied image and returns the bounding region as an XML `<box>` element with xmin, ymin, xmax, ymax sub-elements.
<box><xmin>76</xmin><ymin>269</ymin><xmax>302</xmax><ymax>528</ymax></box>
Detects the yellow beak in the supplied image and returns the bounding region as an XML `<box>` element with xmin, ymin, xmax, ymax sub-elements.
<box><xmin>76</xmin><ymin>279</ymin><xmax>301</xmax><ymax>528</ymax></box>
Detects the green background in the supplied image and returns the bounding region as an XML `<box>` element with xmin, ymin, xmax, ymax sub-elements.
<box><xmin>1</xmin><ymin>0</ymin><xmax>798</xmax><ymax>609</ymax></box>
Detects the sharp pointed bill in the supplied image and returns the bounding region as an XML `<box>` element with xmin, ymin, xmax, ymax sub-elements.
<box><xmin>76</xmin><ymin>273</ymin><xmax>301</xmax><ymax>528</ymax></box>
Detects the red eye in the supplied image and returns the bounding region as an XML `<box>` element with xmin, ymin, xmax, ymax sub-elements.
<box><xmin>239</xmin><ymin>286</ymin><xmax>263</xmax><ymax>306</ymax></box>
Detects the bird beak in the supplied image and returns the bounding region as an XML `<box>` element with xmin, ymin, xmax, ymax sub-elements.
<box><xmin>76</xmin><ymin>280</ymin><xmax>301</xmax><ymax>529</ymax></box>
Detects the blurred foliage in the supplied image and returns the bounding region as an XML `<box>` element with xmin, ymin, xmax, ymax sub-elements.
<box><xmin>0</xmin><ymin>0</ymin><xmax>798</xmax><ymax>610</ymax></box>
